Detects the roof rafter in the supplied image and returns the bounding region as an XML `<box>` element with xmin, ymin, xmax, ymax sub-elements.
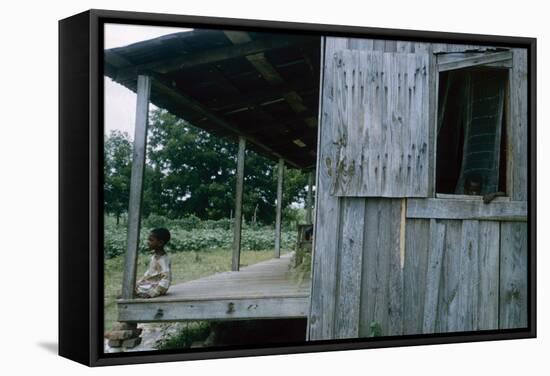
<box><xmin>107</xmin><ymin>34</ymin><xmax>313</xmax><ymax>84</ymax></box>
<box><xmin>223</xmin><ymin>31</ymin><xmax>314</xmax><ymax>128</ymax></box>
<box><xmin>149</xmin><ymin>72</ymin><xmax>302</xmax><ymax>169</ymax></box>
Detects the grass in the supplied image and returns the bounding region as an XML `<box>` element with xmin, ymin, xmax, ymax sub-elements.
<box><xmin>154</xmin><ymin>321</ymin><xmax>211</xmax><ymax>350</ymax></box>
<box><xmin>103</xmin><ymin>248</ymin><xmax>286</xmax><ymax>332</ymax></box>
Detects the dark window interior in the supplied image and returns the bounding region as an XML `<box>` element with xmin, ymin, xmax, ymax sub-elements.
<box><xmin>436</xmin><ymin>66</ymin><xmax>508</xmax><ymax>195</ymax></box>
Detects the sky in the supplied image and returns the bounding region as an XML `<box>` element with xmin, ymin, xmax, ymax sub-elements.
<box><xmin>104</xmin><ymin>23</ymin><xmax>193</xmax><ymax>139</ymax></box>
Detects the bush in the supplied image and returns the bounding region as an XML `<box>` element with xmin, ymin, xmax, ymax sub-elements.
<box><xmin>103</xmin><ymin>215</ymin><xmax>297</xmax><ymax>258</ymax></box>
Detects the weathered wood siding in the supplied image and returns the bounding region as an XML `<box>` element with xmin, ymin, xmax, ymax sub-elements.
<box><xmin>309</xmin><ymin>37</ymin><xmax>529</xmax><ymax>340</ymax></box>
<box><xmin>323</xmin><ymin>49</ymin><xmax>430</xmax><ymax>197</ymax></box>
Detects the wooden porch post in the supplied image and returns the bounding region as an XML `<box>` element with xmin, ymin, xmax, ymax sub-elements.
<box><xmin>274</xmin><ymin>158</ymin><xmax>284</xmax><ymax>258</ymax></box>
<box><xmin>306</xmin><ymin>171</ymin><xmax>313</xmax><ymax>224</ymax></box>
<box><xmin>121</xmin><ymin>75</ymin><xmax>151</xmax><ymax>299</ymax></box>
<box><xmin>232</xmin><ymin>136</ymin><xmax>246</xmax><ymax>271</ymax></box>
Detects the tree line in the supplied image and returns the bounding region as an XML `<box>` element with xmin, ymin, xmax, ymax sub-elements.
<box><xmin>104</xmin><ymin>108</ymin><xmax>310</xmax><ymax>225</ymax></box>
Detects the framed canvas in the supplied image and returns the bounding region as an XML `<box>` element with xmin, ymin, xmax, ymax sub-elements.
<box><xmin>59</xmin><ymin>8</ymin><xmax>536</xmax><ymax>366</ymax></box>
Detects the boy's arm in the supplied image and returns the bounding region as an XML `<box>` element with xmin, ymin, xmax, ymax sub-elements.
<box><xmin>157</xmin><ymin>256</ymin><xmax>172</xmax><ymax>293</ymax></box>
<box><xmin>135</xmin><ymin>257</ymin><xmax>154</xmax><ymax>288</ymax></box>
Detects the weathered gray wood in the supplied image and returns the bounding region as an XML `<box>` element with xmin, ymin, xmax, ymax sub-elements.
<box><xmin>274</xmin><ymin>158</ymin><xmax>284</xmax><ymax>258</ymax></box>
<box><xmin>436</xmin><ymin>220</ymin><xmax>462</xmax><ymax>332</ymax></box>
<box><xmin>403</xmin><ymin>218</ymin><xmax>430</xmax><ymax>335</ymax></box>
<box><xmin>435</xmin><ymin>193</ymin><xmax>510</xmax><ymax>201</ymax></box>
<box><xmin>323</xmin><ymin>50</ymin><xmax>430</xmax><ymax>197</ymax></box>
<box><xmin>358</xmin><ymin>199</ymin><xmax>402</xmax><ymax>337</ymax></box>
<box><xmin>422</xmin><ymin>219</ymin><xmax>446</xmax><ymax>333</ymax></box>
<box><xmin>306</xmin><ymin>171</ymin><xmax>313</xmax><ymax>224</ymax></box>
<box><xmin>360</xmin><ymin>200</ymin><xmax>390</xmax><ymax>336</ymax></box>
<box><xmin>122</xmin><ymin>75</ymin><xmax>151</xmax><ymax>300</ymax></box>
<box><xmin>454</xmin><ymin>220</ymin><xmax>480</xmax><ymax>331</ymax></box>
<box><xmin>388</xmin><ymin>199</ymin><xmax>405</xmax><ymax>335</ymax></box>
<box><xmin>232</xmin><ymin>137</ymin><xmax>246</xmax><ymax>271</ymax></box>
<box><xmin>437</xmin><ymin>51</ymin><xmax>513</xmax><ymax>71</ymax></box>
<box><xmin>427</xmin><ymin>42</ymin><xmax>436</xmax><ymax>197</ymax></box>
<box><xmin>308</xmin><ymin>36</ymin><xmax>346</xmax><ymax>340</ymax></box>
<box><xmin>499</xmin><ymin>222</ymin><xmax>528</xmax><ymax>328</ymax></box>
<box><xmin>119</xmin><ymin>296</ymin><xmax>309</xmax><ymax>322</ymax></box>
<box><xmin>396</xmin><ymin>41</ymin><xmax>413</xmax><ymax>53</ymax></box>
<box><xmin>510</xmin><ymin>49</ymin><xmax>528</xmax><ymax>201</ymax></box>
<box><xmin>407</xmin><ymin>198</ymin><xmax>527</xmax><ymax>221</ymax></box>
<box><xmin>334</xmin><ymin>198</ymin><xmax>365</xmax><ymax>338</ymax></box>
<box><xmin>477</xmin><ymin>221</ymin><xmax>500</xmax><ymax>330</ymax></box>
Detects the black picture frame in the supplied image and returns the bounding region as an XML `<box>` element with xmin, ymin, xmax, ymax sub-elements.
<box><xmin>59</xmin><ymin>8</ymin><xmax>536</xmax><ymax>367</ymax></box>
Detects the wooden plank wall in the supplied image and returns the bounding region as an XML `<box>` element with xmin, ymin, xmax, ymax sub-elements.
<box><xmin>323</xmin><ymin>49</ymin><xmax>430</xmax><ymax>197</ymax></box>
<box><xmin>308</xmin><ymin>37</ymin><xmax>529</xmax><ymax>340</ymax></box>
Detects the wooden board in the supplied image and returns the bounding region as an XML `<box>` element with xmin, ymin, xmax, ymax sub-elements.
<box><xmin>308</xmin><ymin>36</ymin><xmax>347</xmax><ymax>341</ymax></box>
<box><xmin>358</xmin><ymin>199</ymin><xmax>403</xmax><ymax>337</ymax></box>
<box><xmin>118</xmin><ymin>253</ymin><xmax>310</xmax><ymax>322</ymax></box>
<box><xmin>499</xmin><ymin>222</ymin><xmax>528</xmax><ymax>328</ymax></box>
<box><xmin>422</xmin><ymin>219</ymin><xmax>445</xmax><ymax>333</ymax></box>
<box><xmin>119</xmin><ymin>297</ymin><xmax>309</xmax><ymax>322</ymax></box>
<box><xmin>334</xmin><ymin>198</ymin><xmax>365</xmax><ymax>338</ymax></box>
<box><xmin>321</xmin><ymin>49</ymin><xmax>430</xmax><ymax>197</ymax></box>
<box><xmin>510</xmin><ymin>49</ymin><xmax>528</xmax><ymax>201</ymax></box>
<box><xmin>407</xmin><ymin>198</ymin><xmax>527</xmax><ymax>221</ymax></box>
<box><xmin>122</xmin><ymin>75</ymin><xmax>151</xmax><ymax>299</ymax></box>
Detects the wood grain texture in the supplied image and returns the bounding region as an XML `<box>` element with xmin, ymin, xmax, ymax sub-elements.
<box><xmin>437</xmin><ymin>51</ymin><xmax>513</xmax><ymax>72</ymax></box>
<box><xmin>118</xmin><ymin>253</ymin><xmax>310</xmax><ymax>321</ymax></box>
<box><xmin>407</xmin><ymin>198</ymin><xmax>527</xmax><ymax>221</ymax></box>
<box><xmin>358</xmin><ymin>199</ymin><xmax>403</xmax><ymax>337</ymax></box>
<box><xmin>403</xmin><ymin>218</ymin><xmax>430</xmax><ymax>335</ymax></box>
<box><xmin>510</xmin><ymin>49</ymin><xmax>528</xmax><ymax>201</ymax></box>
<box><xmin>477</xmin><ymin>221</ymin><xmax>500</xmax><ymax>330</ymax></box>
<box><xmin>274</xmin><ymin>158</ymin><xmax>284</xmax><ymax>258</ymax></box>
<box><xmin>422</xmin><ymin>219</ymin><xmax>445</xmax><ymax>333</ymax></box>
<box><xmin>334</xmin><ymin>198</ymin><xmax>365</xmax><ymax>338</ymax></box>
<box><xmin>436</xmin><ymin>220</ymin><xmax>462</xmax><ymax>332</ymax></box>
<box><xmin>309</xmin><ymin>37</ymin><xmax>529</xmax><ymax>341</ymax></box>
<box><xmin>119</xmin><ymin>297</ymin><xmax>309</xmax><ymax>322</ymax></box>
<box><xmin>122</xmin><ymin>75</ymin><xmax>151</xmax><ymax>299</ymax></box>
<box><xmin>454</xmin><ymin>220</ymin><xmax>480</xmax><ymax>331</ymax></box>
<box><xmin>322</xmin><ymin>49</ymin><xmax>430</xmax><ymax>197</ymax></box>
<box><xmin>232</xmin><ymin>136</ymin><xmax>246</xmax><ymax>271</ymax></box>
<box><xmin>308</xmin><ymin>36</ymin><xmax>347</xmax><ymax>340</ymax></box>
<box><xmin>499</xmin><ymin>222</ymin><xmax>528</xmax><ymax>328</ymax></box>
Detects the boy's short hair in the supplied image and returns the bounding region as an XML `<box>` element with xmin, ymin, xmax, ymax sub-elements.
<box><xmin>151</xmin><ymin>228</ymin><xmax>171</xmax><ymax>244</ymax></box>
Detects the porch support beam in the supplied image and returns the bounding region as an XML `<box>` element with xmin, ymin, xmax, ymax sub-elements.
<box><xmin>121</xmin><ymin>75</ymin><xmax>151</xmax><ymax>299</ymax></box>
<box><xmin>232</xmin><ymin>136</ymin><xmax>246</xmax><ymax>271</ymax></box>
<box><xmin>274</xmin><ymin>158</ymin><xmax>284</xmax><ymax>258</ymax></box>
<box><xmin>306</xmin><ymin>171</ymin><xmax>314</xmax><ymax>224</ymax></box>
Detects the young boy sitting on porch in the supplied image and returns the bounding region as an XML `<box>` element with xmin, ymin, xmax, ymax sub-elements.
<box><xmin>135</xmin><ymin>228</ymin><xmax>172</xmax><ymax>299</ymax></box>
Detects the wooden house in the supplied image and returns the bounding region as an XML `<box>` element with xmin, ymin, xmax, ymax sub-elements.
<box><xmin>104</xmin><ymin>29</ymin><xmax>528</xmax><ymax>342</ymax></box>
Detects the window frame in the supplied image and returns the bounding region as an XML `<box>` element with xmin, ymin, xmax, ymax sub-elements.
<box><xmin>432</xmin><ymin>50</ymin><xmax>514</xmax><ymax>199</ymax></box>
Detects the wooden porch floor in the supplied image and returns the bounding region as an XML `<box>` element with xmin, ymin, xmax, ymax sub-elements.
<box><xmin>117</xmin><ymin>252</ymin><xmax>311</xmax><ymax>322</ymax></box>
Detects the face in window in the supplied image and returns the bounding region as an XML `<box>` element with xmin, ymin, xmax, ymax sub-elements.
<box><xmin>464</xmin><ymin>174</ymin><xmax>482</xmax><ymax>195</ymax></box>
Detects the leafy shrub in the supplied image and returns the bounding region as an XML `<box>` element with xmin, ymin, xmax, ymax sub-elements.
<box><xmin>103</xmin><ymin>215</ymin><xmax>297</xmax><ymax>258</ymax></box>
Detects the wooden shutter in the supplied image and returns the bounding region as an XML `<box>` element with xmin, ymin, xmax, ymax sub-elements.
<box><xmin>321</xmin><ymin>49</ymin><xmax>431</xmax><ymax>197</ymax></box>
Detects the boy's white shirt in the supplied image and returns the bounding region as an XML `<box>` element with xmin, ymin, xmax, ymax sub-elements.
<box><xmin>136</xmin><ymin>253</ymin><xmax>172</xmax><ymax>296</ymax></box>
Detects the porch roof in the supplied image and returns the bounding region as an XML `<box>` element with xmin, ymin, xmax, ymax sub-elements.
<box><xmin>105</xmin><ymin>28</ymin><xmax>321</xmax><ymax>169</ymax></box>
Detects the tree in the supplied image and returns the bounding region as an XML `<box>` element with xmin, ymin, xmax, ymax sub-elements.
<box><xmin>104</xmin><ymin>130</ymin><xmax>132</xmax><ymax>225</ymax></box>
<box><xmin>105</xmin><ymin>108</ymin><xmax>310</xmax><ymax>224</ymax></box>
